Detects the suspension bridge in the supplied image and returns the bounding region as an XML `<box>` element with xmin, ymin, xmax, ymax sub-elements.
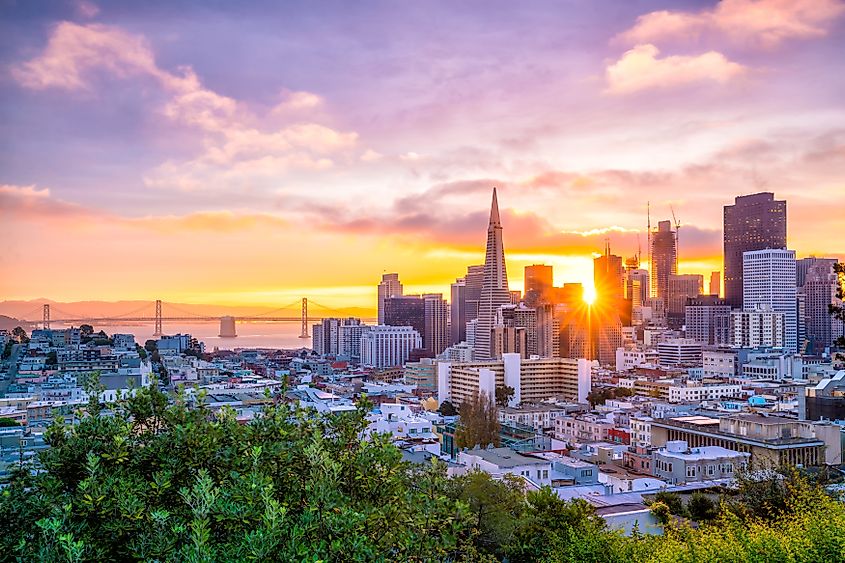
<box><xmin>16</xmin><ymin>299</ymin><xmax>359</xmax><ymax>338</ymax></box>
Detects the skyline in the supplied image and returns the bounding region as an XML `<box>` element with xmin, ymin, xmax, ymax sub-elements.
<box><xmin>2</xmin><ymin>1</ymin><xmax>845</xmax><ymax>308</ymax></box>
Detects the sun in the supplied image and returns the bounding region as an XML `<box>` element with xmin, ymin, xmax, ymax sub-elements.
<box><xmin>582</xmin><ymin>284</ymin><xmax>597</xmax><ymax>305</ymax></box>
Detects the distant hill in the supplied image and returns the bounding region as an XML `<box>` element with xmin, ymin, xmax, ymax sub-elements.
<box><xmin>0</xmin><ymin>315</ymin><xmax>35</xmax><ymax>331</ymax></box>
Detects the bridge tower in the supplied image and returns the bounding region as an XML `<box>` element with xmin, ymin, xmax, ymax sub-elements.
<box><xmin>43</xmin><ymin>304</ymin><xmax>50</xmax><ymax>330</ymax></box>
<box><xmin>299</xmin><ymin>298</ymin><xmax>309</xmax><ymax>338</ymax></box>
<box><xmin>154</xmin><ymin>300</ymin><xmax>163</xmax><ymax>336</ymax></box>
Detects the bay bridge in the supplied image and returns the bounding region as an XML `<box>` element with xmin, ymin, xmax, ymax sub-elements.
<box><xmin>18</xmin><ymin>298</ymin><xmax>361</xmax><ymax>338</ymax></box>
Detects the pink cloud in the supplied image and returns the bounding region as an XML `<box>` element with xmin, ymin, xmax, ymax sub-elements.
<box><xmin>605</xmin><ymin>44</ymin><xmax>746</xmax><ymax>95</ymax></box>
<box><xmin>617</xmin><ymin>0</ymin><xmax>845</xmax><ymax>49</ymax></box>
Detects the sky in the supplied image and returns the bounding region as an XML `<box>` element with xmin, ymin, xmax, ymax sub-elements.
<box><xmin>1</xmin><ymin>0</ymin><xmax>844</xmax><ymax>312</ymax></box>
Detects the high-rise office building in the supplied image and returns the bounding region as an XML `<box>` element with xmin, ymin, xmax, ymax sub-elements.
<box><xmin>709</xmin><ymin>271</ymin><xmax>721</xmax><ymax>297</ymax></box>
<box><xmin>524</xmin><ymin>264</ymin><xmax>553</xmax><ymax>306</ymax></box>
<box><xmin>685</xmin><ymin>296</ymin><xmax>731</xmax><ymax>346</ymax></box>
<box><xmin>723</xmin><ymin>192</ymin><xmax>787</xmax><ymax>309</ymax></box>
<box><xmin>801</xmin><ymin>260</ymin><xmax>844</xmax><ymax>353</ymax></box>
<box><xmin>651</xmin><ymin>220</ymin><xmax>677</xmax><ymax>303</ymax></box>
<box><xmin>383</xmin><ymin>295</ymin><xmax>425</xmax><ymax>348</ymax></box>
<box><xmin>449</xmin><ymin>277</ymin><xmax>466</xmax><ymax>346</ymax></box>
<box><xmin>338</xmin><ymin>320</ymin><xmax>368</xmax><ymax>361</ymax></box>
<box><xmin>423</xmin><ymin>293</ymin><xmax>449</xmax><ymax>356</ymax></box>
<box><xmin>667</xmin><ymin>274</ymin><xmax>703</xmax><ymax>328</ymax></box>
<box><xmin>476</xmin><ymin>188</ymin><xmax>511</xmax><ymax>360</ymax></box>
<box><xmin>450</xmin><ymin>264</ymin><xmax>484</xmax><ymax>346</ymax></box>
<box><xmin>377</xmin><ymin>273</ymin><xmax>403</xmax><ymax>324</ymax></box>
<box><xmin>743</xmin><ymin>249</ymin><xmax>797</xmax><ymax>352</ymax></box>
<box><xmin>625</xmin><ymin>269</ymin><xmax>650</xmax><ymax>308</ymax></box>
<box><xmin>594</xmin><ymin>242</ymin><xmax>624</xmax><ymax>303</ymax></box>
<box><xmin>797</xmin><ymin>257</ymin><xmax>838</xmax><ymax>288</ymax></box>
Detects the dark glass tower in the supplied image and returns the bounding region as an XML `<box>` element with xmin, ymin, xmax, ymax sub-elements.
<box><xmin>723</xmin><ymin>192</ymin><xmax>787</xmax><ymax>309</ymax></box>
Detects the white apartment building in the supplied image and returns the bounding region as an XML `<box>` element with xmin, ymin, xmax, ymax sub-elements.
<box><xmin>458</xmin><ymin>447</ymin><xmax>552</xmax><ymax>486</ymax></box>
<box><xmin>703</xmin><ymin>349</ymin><xmax>741</xmax><ymax>377</ymax></box>
<box><xmin>437</xmin><ymin>354</ymin><xmax>591</xmax><ymax>407</ymax></box>
<box><xmin>743</xmin><ymin>249</ymin><xmax>797</xmax><ymax>352</ymax></box>
<box><xmin>338</xmin><ymin>322</ymin><xmax>369</xmax><ymax>360</ymax></box>
<box><xmin>657</xmin><ymin>338</ymin><xmax>702</xmax><ymax>367</ymax></box>
<box><xmin>630</xmin><ymin>415</ymin><xmax>653</xmax><ymax>447</ymax></box>
<box><xmin>360</xmin><ymin>325</ymin><xmax>422</xmax><ymax>369</ymax></box>
<box><xmin>653</xmin><ymin>440</ymin><xmax>750</xmax><ymax>485</ymax></box>
<box><xmin>615</xmin><ymin>347</ymin><xmax>659</xmax><ymax>371</ymax></box>
<box><xmin>668</xmin><ymin>382</ymin><xmax>742</xmax><ymax>403</ymax></box>
<box><xmin>731</xmin><ymin>306</ymin><xmax>785</xmax><ymax>349</ymax></box>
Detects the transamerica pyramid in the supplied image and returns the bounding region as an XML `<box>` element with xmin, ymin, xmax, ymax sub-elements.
<box><xmin>474</xmin><ymin>187</ymin><xmax>510</xmax><ymax>360</ymax></box>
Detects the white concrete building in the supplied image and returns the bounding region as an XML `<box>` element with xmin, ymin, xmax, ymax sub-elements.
<box><xmin>653</xmin><ymin>440</ymin><xmax>750</xmax><ymax>485</ymax></box>
<box><xmin>743</xmin><ymin>249</ymin><xmax>797</xmax><ymax>352</ymax></box>
<box><xmin>657</xmin><ymin>338</ymin><xmax>702</xmax><ymax>367</ymax></box>
<box><xmin>458</xmin><ymin>447</ymin><xmax>552</xmax><ymax>486</ymax></box>
<box><xmin>731</xmin><ymin>306</ymin><xmax>785</xmax><ymax>349</ymax></box>
<box><xmin>668</xmin><ymin>382</ymin><xmax>742</xmax><ymax>403</ymax></box>
<box><xmin>360</xmin><ymin>325</ymin><xmax>422</xmax><ymax>369</ymax></box>
<box><xmin>615</xmin><ymin>347</ymin><xmax>659</xmax><ymax>371</ymax></box>
<box><xmin>437</xmin><ymin>354</ymin><xmax>591</xmax><ymax>407</ymax></box>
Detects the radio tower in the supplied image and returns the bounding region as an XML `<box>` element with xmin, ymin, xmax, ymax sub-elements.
<box><xmin>299</xmin><ymin>298</ymin><xmax>310</xmax><ymax>338</ymax></box>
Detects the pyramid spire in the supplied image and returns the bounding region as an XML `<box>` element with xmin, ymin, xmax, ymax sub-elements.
<box><xmin>475</xmin><ymin>186</ymin><xmax>510</xmax><ymax>360</ymax></box>
<box><xmin>489</xmin><ymin>187</ymin><xmax>501</xmax><ymax>227</ymax></box>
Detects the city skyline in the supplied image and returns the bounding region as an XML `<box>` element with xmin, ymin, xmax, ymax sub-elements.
<box><xmin>2</xmin><ymin>1</ymin><xmax>845</xmax><ymax>308</ymax></box>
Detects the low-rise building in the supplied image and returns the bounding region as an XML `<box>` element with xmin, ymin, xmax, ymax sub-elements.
<box><xmin>458</xmin><ymin>446</ymin><xmax>552</xmax><ymax>486</ymax></box>
<box><xmin>653</xmin><ymin>440</ymin><xmax>749</xmax><ymax>485</ymax></box>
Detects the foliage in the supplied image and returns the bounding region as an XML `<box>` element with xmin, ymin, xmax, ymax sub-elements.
<box><xmin>135</xmin><ymin>345</ymin><xmax>147</xmax><ymax>360</ymax></box>
<box><xmin>46</xmin><ymin>350</ymin><xmax>58</xmax><ymax>367</ymax></box>
<box><xmin>12</xmin><ymin>326</ymin><xmax>29</xmax><ymax>344</ymax></box>
<box><xmin>830</xmin><ymin>262</ymin><xmax>845</xmax><ymax>348</ymax></box>
<box><xmin>439</xmin><ymin>400</ymin><xmax>458</xmax><ymax>416</ymax></box>
<box><xmin>1</xmin><ymin>341</ymin><xmax>12</xmax><ymax>359</ymax></box>
<box><xmin>494</xmin><ymin>385</ymin><xmax>514</xmax><ymax>408</ymax></box>
<box><xmin>0</xmin><ymin>417</ymin><xmax>21</xmax><ymax>427</ymax></box>
<box><xmin>650</xmin><ymin>501</ymin><xmax>671</xmax><ymax>526</ymax></box>
<box><xmin>586</xmin><ymin>386</ymin><xmax>633</xmax><ymax>407</ymax></box>
<box><xmin>79</xmin><ymin>324</ymin><xmax>94</xmax><ymax>336</ymax></box>
<box><xmin>144</xmin><ymin>339</ymin><xmax>158</xmax><ymax>353</ymax></box>
<box><xmin>687</xmin><ymin>491</ymin><xmax>718</xmax><ymax>521</ymax></box>
<box><xmin>653</xmin><ymin>490</ymin><xmax>686</xmax><ymax>517</ymax></box>
<box><xmin>455</xmin><ymin>391</ymin><xmax>501</xmax><ymax>450</ymax></box>
<box><xmin>0</xmin><ymin>384</ymin><xmax>470</xmax><ymax>561</ymax></box>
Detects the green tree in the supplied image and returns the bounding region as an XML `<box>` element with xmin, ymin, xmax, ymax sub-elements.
<box><xmin>0</xmin><ymin>384</ymin><xmax>472</xmax><ymax>561</ymax></box>
<box><xmin>46</xmin><ymin>350</ymin><xmax>58</xmax><ymax>367</ymax></box>
<box><xmin>144</xmin><ymin>339</ymin><xmax>158</xmax><ymax>353</ymax></box>
<box><xmin>438</xmin><ymin>400</ymin><xmax>458</xmax><ymax>416</ymax></box>
<box><xmin>1</xmin><ymin>341</ymin><xmax>12</xmax><ymax>359</ymax></box>
<box><xmin>12</xmin><ymin>326</ymin><xmax>29</xmax><ymax>344</ymax></box>
<box><xmin>455</xmin><ymin>391</ymin><xmax>501</xmax><ymax>449</ymax></box>
<box><xmin>650</xmin><ymin>501</ymin><xmax>671</xmax><ymax>526</ymax></box>
<box><xmin>652</xmin><ymin>490</ymin><xmax>686</xmax><ymax>517</ymax></box>
<box><xmin>687</xmin><ymin>491</ymin><xmax>718</xmax><ymax>521</ymax></box>
<box><xmin>79</xmin><ymin>324</ymin><xmax>94</xmax><ymax>336</ymax></box>
<box><xmin>495</xmin><ymin>385</ymin><xmax>515</xmax><ymax>407</ymax></box>
<box><xmin>0</xmin><ymin>417</ymin><xmax>21</xmax><ymax>427</ymax></box>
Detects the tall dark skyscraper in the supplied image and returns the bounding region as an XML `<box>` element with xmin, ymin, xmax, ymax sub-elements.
<box><xmin>650</xmin><ymin>220</ymin><xmax>677</xmax><ymax>303</ymax></box>
<box><xmin>450</xmin><ymin>264</ymin><xmax>484</xmax><ymax>345</ymax></box>
<box><xmin>593</xmin><ymin>242</ymin><xmax>624</xmax><ymax>302</ymax></box>
<box><xmin>383</xmin><ymin>295</ymin><xmax>425</xmax><ymax>350</ymax></box>
<box><xmin>476</xmin><ymin>188</ymin><xmax>510</xmax><ymax>360</ymax></box>
<box><xmin>723</xmin><ymin>192</ymin><xmax>787</xmax><ymax>309</ymax></box>
<box><xmin>524</xmin><ymin>264</ymin><xmax>553</xmax><ymax>306</ymax></box>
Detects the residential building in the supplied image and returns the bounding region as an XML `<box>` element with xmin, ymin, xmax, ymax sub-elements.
<box><xmin>423</xmin><ymin>293</ymin><xmax>449</xmax><ymax>356</ymax></box>
<box><xmin>667</xmin><ymin>382</ymin><xmax>742</xmax><ymax>403</ymax></box>
<box><xmin>437</xmin><ymin>354</ymin><xmax>591</xmax><ymax>407</ymax></box>
<box><xmin>458</xmin><ymin>447</ymin><xmax>552</xmax><ymax>486</ymax></box>
<box><xmin>723</xmin><ymin>192</ymin><xmax>787</xmax><ymax>309</ymax></box>
<box><xmin>730</xmin><ymin>306</ymin><xmax>785</xmax><ymax>349</ymax></box>
<box><xmin>798</xmin><ymin>370</ymin><xmax>845</xmax><ymax>421</ymax></box>
<box><xmin>653</xmin><ymin>440</ymin><xmax>749</xmax><ymax>485</ymax></box>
